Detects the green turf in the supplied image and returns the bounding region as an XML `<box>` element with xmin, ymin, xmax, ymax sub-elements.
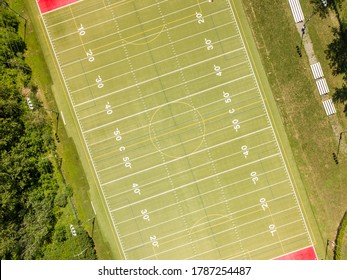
<box><xmin>36</xmin><ymin>0</ymin><xmax>316</xmax><ymax>260</ymax></box>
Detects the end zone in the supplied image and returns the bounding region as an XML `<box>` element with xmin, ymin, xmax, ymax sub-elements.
<box><xmin>37</xmin><ymin>0</ymin><xmax>81</xmax><ymax>14</ymax></box>
<box><xmin>274</xmin><ymin>246</ymin><xmax>317</xmax><ymax>260</ymax></box>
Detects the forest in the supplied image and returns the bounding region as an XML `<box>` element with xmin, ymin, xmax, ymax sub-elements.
<box><xmin>0</xmin><ymin>2</ymin><xmax>96</xmax><ymax>259</ymax></box>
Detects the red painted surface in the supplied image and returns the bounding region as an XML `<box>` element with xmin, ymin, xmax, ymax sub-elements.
<box><xmin>37</xmin><ymin>0</ymin><xmax>80</xmax><ymax>14</ymax></box>
<box><xmin>274</xmin><ymin>246</ymin><xmax>317</xmax><ymax>260</ymax></box>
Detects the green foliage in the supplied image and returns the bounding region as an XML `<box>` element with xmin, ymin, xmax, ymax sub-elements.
<box><xmin>323</xmin><ymin>8</ymin><xmax>347</xmax><ymax>114</ymax></box>
<box><xmin>54</xmin><ymin>192</ymin><xmax>68</xmax><ymax>208</ymax></box>
<box><xmin>334</xmin><ymin>211</ymin><xmax>347</xmax><ymax>259</ymax></box>
<box><xmin>43</xmin><ymin>223</ymin><xmax>97</xmax><ymax>260</ymax></box>
<box><xmin>325</xmin><ymin>22</ymin><xmax>347</xmax><ymax>77</ymax></box>
<box><xmin>310</xmin><ymin>0</ymin><xmax>345</xmax><ymax>18</ymax></box>
<box><xmin>333</xmin><ymin>84</ymin><xmax>347</xmax><ymax>114</ymax></box>
<box><xmin>0</xmin><ymin>2</ymin><xmax>97</xmax><ymax>260</ymax></box>
<box><xmin>0</xmin><ymin>5</ymin><xmax>20</xmax><ymax>31</ymax></box>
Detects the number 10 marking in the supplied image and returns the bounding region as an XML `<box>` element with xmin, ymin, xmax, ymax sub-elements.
<box><xmin>78</xmin><ymin>24</ymin><xmax>86</xmax><ymax>36</ymax></box>
<box><xmin>269</xmin><ymin>224</ymin><xmax>277</xmax><ymax>236</ymax></box>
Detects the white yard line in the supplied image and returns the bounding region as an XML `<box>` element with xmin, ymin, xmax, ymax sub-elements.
<box><xmin>87</xmin><ymin>87</ymin><xmax>258</xmax><ymax>148</ymax></box>
<box><xmin>90</xmin><ymin>99</ymin><xmax>262</xmax><ymax>163</ymax></box>
<box><xmin>78</xmin><ymin>62</ymin><xmax>250</xmax><ymax>125</ymax></box>
<box><xmin>97</xmin><ymin>112</ymin><xmax>268</xmax><ymax>175</ymax></box>
<box><xmin>66</xmin><ymin>31</ymin><xmax>236</xmax><ymax>83</ymax></box>
<box><xmin>105</xmin><ymin>127</ymin><xmax>273</xmax><ymax>199</ymax></box>
<box><xmin>60</xmin><ymin>111</ymin><xmax>66</xmax><ymax>125</ymax></box>
<box><xmin>117</xmin><ymin>177</ymin><xmax>289</xmax><ymax>229</ymax></box>
<box><xmin>52</xmin><ymin>1</ymin><xmax>203</xmax><ymax>42</ymax></box>
<box><xmin>128</xmin><ymin>207</ymin><xmax>299</xmax><ymax>256</ymax></box>
<box><xmin>57</xmin><ymin>7</ymin><xmax>229</xmax><ymax>60</ymax></box>
<box><xmin>82</xmin><ymin>72</ymin><xmax>252</xmax><ymax>134</ymax></box>
<box><xmin>91</xmin><ymin>201</ymin><xmax>96</xmax><ymax>215</ymax></box>
<box><xmin>196</xmin><ymin>230</ymin><xmax>307</xmax><ymax>260</ymax></box>
<box><xmin>109</xmin><ymin>152</ymin><xmax>280</xmax><ymax>213</ymax></box>
<box><xmin>70</xmin><ymin>46</ymin><xmax>244</xmax><ymax>95</ymax></box>
<box><xmin>101</xmin><ymin>115</ymin><xmax>269</xmax><ymax>186</ymax></box>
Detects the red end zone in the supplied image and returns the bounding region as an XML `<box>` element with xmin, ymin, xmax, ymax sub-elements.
<box><xmin>274</xmin><ymin>246</ymin><xmax>317</xmax><ymax>260</ymax></box>
<box><xmin>37</xmin><ymin>0</ymin><xmax>80</xmax><ymax>14</ymax></box>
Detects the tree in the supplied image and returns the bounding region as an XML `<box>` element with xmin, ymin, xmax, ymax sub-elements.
<box><xmin>332</xmin><ymin>83</ymin><xmax>347</xmax><ymax>114</ymax></box>
<box><xmin>325</xmin><ymin>22</ymin><xmax>347</xmax><ymax>77</ymax></box>
<box><xmin>324</xmin><ymin>16</ymin><xmax>347</xmax><ymax>115</ymax></box>
<box><xmin>310</xmin><ymin>0</ymin><xmax>344</xmax><ymax>18</ymax></box>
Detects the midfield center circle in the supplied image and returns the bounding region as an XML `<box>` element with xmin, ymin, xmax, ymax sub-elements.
<box><xmin>149</xmin><ymin>102</ymin><xmax>206</xmax><ymax>158</ymax></box>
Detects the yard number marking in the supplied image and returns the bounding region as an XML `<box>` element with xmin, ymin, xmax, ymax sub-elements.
<box><xmin>78</xmin><ymin>24</ymin><xmax>86</xmax><ymax>36</ymax></box>
<box><xmin>214</xmin><ymin>64</ymin><xmax>222</xmax><ymax>76</ymax></box>
<box><xmin>141</xmin><ymin>209</ymin><xmax>151</xmax><ymax>222</ymax></box>
<box><xmin>269</xmin><ymin>224</ymin><xmax>277</xmax><ymax>236</ymax></box>
<box><xmin>86</xmin><ymin>49</ymin><xmax>94</xmax><ymax>62</ymax></box>
<box><xmin>260</xmin><ymin>198</ymin><xmax>268</xmax><ymax>211</ymax></box>
<box><xmin>114</xmin><ymin>128</ymin><xmax>122</xmax><ymax>141</ymax></box>
<box><xmin>241</xmin><ymin>145</ymin><xmax>249</xmax><ymax>158</ymax></box>
<box><xmin>123</xmin><ymin>156</ymin><xmax>132</xmax><ymax>168</ymax></box>
<box><xmin>223</xmin><ymin>91</ymin><xmax>231</xmax><ymax>103</ymax></box>
<box><xmin>195</xmin><ymin>12</ymin><xmax>205</xmax><ymax>24</ymax></box>
<box><xmin>96</xmin><ymin>75</ymin><xmax>104</xmax><ymax>88</ymax></box>
<box><xmin>250</xmin><ymin>171</ymin><xmax>259</xmax><ymax>184</ymax></box>
<box><xmin>105</xmin><ymin>102</ymin><xmax>112</xmax><ymax>115</ymax></box>
<box><xmin>205</xmin><ymin>38</ymin><xmax>213</xmax><ymax>51</ymax></box>
<box><xmin>232</xmin><ymin>119</ymin><xmax>240</xmax><ymax>132</ymax></box>
<box><xmin>132</xmin><ymin>183</ymin><xmax>141</xmax><ymax>195</ymax></box>
<box><xmin>150</xmin><ymin>235</ymin><xmax>159</xmax><ymax>248</ymax></box>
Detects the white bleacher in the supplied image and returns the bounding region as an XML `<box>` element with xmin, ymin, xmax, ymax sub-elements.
<box><xmin>322</xmin><ymin>99</ymin><xmax>336</xmax><ymax>116</ymax></box>
<box><xmin>289</xmin><ymin>0</ymin><xmax>304</xmax><ymax>23</ymax></box>
<box><xmin>310</xmin><ymin>62</ymin><xmax>324</xmax><ymax>80</ymax></box>
<box><xmin>316</xmin><ymin>78</ymin><xmax>329</xmax><ymax>95</ymax></box>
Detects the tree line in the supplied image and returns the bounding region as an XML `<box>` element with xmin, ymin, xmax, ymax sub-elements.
<box><xmin>0</xmin><ymin>3</ymin><xmax>96</xmax><ymax>259</ymax></box>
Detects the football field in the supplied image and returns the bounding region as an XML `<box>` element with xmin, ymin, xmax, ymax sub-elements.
<box><xmin>37</xmin><ymin>0</ymin><xmax>316</xmax><ymax>259</ymax></box>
